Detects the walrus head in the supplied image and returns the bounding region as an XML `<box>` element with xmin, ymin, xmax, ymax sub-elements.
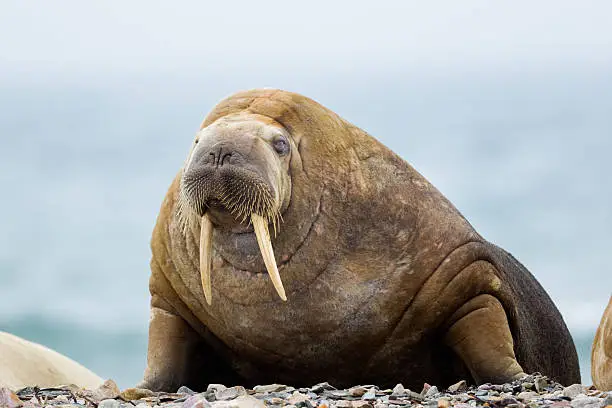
<box><xmin>178</xmin><ymin>113</ymin><xmax>294</xmax><ymax>304</ymax></box>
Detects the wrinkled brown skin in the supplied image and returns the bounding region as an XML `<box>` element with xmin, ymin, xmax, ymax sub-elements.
<box><xmin>592</xmin><ymin>296</ymin><xmax>612</xmax><ymax>390</ymax></box>
<box><xmin>139</xmin><ymin>89</ymin><xmax>580</xmax><ymax>391</ymax></box>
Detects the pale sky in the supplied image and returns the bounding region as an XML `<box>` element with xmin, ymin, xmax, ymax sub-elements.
<box><xmin>2</xmin><ymin>0</ymin><xmax>612</xmax><ymax>77</ymax></box>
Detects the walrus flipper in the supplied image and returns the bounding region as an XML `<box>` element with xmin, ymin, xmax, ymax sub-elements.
<box><xmin>444</xmin><ymin>293</ymin><xmax>526</xmax><ymax>384</ymax></box>
<box><xmin>138</xmin><ymin>302</ymin><xmax>201</xmax><ymax>392</ymax></box>
<box><xmin>139</xmin><ymin>295</ymin><xmax>245</xmax><ymax>392</ymax></box>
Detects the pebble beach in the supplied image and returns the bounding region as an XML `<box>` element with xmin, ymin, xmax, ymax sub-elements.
<box><xmin>2</xmin><ymin>374</ymin><xmax>611</xmax><ymax>408</ymax></box>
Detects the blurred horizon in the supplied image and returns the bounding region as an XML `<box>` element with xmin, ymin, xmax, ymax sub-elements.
<box><xmin>1</xmin><ymin>0</ymin><xmax>611</xmax><ymax>388</ymax></box>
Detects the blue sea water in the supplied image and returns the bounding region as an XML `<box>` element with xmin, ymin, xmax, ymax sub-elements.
<box><xmin>0</xmin><ymin>68</ymin><xmax>610</xmax><ymax>388</ymax></box>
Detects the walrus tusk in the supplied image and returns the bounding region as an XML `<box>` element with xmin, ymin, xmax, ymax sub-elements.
<box><xmin>251</xmin><ymin>213</ymin><xmax>287</xmax><ymax>301</ymax></box>
<box><xmin>200</xmin><ymin>214</ymin><xmax>213</xmax><ymax>305</ymax></box>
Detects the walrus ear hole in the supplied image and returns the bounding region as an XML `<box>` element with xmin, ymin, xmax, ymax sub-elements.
<box><xmin>272</xmin><ymin>136</ymin><xmax>290</xmax><ymax>156</ymax></box>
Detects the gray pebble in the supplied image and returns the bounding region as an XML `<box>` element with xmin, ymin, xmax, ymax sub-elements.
<box><xmin>216</xmin><ymin>395</ymin><xmax>266</xmax><ymax>408</ymax></box>
<box><xmin>184</xmin><ymin>394</ymin><xmax>213</xmax><ymax>408</ymax></box>
<box><xmin>570</xmin><ymin>396</ymin><xmax>603</xmax><ymax>408</ymax></box>
<box><xmin>500</xmin><ymin>396</ymin><xmax>520</xmax><ymax>406</ymax></box>
<box><xmin>311</xmin><ymin>382</ymin><xmax>336</xmax><ymax>393</ymax></box>
<box><xmin>362</xmin><ymin>388</ymin><xmax>377</xmax><ymax>401</ymax></box>
<box><xmin>563</xmin><ymin>384</ymin><xmax>586</xmax><ymax>399</ymax></box>
<box><xmin>391</xmin><ymin>384</ymin><xmax>405</xmax><ymax>397</ymax></box>
<box><xmin>447</xmin><ymin>380</ymin><xmax>467</xmax><ymax>393</ymax></box>
<box><xmin>352</xmin><ymin>401</ymin><xmax>373</xmax><ymax>408</ymax></box>
<box><xmin>517</xmin><ymin>391</ymin><xmax>538</xmax><ymax>401</ymax></box>
<box><xmin>215</xmin><ymin>386</ymin><xmax>247</xmax><ymax>401</ymax></box>
<box><xmin>253</xmin><ymin>384</ymin><xmax>288</xmax><ymax>393</ymax></box>
<box><xmin>98</xmin><ymin>400</ymin><xmax>121</xmax><ymax>408</ymax></box>
<box><xmin>208</xmin><ymin>384</ymin><xmax>228</xmax><ymax>393</ymax></box>
<box><xmin>178</xmin><ymin>386</ymin><xmax>197</xmax><ymax>395</ymax></box>
<box><xmin>535</xmin><ymin>376</ymin><xmax>548</xmax><ymax>393</ymax></box>
<box><xmin>270</xmin><ymin>392</ymin><xmax>292</xmax><ymax>399</ymax></box>
<box><xmin>329</xmin><ymin>390</ymin><xmax>351</xmax><ymax>399</ymax></box>
<box><xmin>287</xmin><ymin>391</ymin><xmax>310</xmax><ymax>405</ymax></box>
<box><xmin>424</xmin><ymin>386</ymin><xmax>439</xmax><ymax>399</ymax></box>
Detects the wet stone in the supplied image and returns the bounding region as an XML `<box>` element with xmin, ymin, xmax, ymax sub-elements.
<box><xmin>564</xmin><ymin>384</ymin><xmax>587</xmax><ymax>399</ymax></box>
<box><xmin>361</xmin><ymin>388</ymin><xmax>377</xmax><ymax>401</ymax></box>
<box><xmin>311</xmin><ymin>383</ymin><xmax>336</xmax><ymax>393</ymax></box>
<box><xmin>535</xmin><ymin>377</ymin><xmax>549</xmax><ymax>393</ymax></box>
<box><xmin>178</xmin><ymin>386</ymin><xmax>197</xmax><ymax>395</ymax></box>
<box><xmin>253</xmin><ymin>384</ymin><xmax>288</xmax><ymax>393</ymax></box>
<box><xmin>216</xmin><ymin>386</ymin><xmax>247</xmax><ymax>401</ymax></box>
<box><xmin>0</xmin><ymin>388</ymin><xmax>23</xmax><ymax>408</ymax></box>
<box><xmin>517</xmin><ymin>391</ymin><xmax>538</xmax><ymax>401</ymax></box>
<box><xmin>328</xmin><ymin>390</ymin><xmax>351</xmax><ymax>399</ymax></box>
<box><xmin>447</xmin><ymin>380</ymin><xmax>467</xmax><ymax>393</ymax></box>
<box><xmin>499</xmin><ymin>396</ymin><xmax>520</xmax><ymax>406</ymax></box>
<box><xmin>287</xmin><ymin>392</ymin><xmax>310</xmax><ymax>404</ymax></box>
<box><xmin>424</xmin><ymin>400</ymin><xmax>438</xmax><ymax>408</ymax></box>
<box><xmin>570</xmin><ymin>396</ymin><xmax>604</xmax><ymax>408</ymax></box>
<box><xmin>208</xmin><ymin>384</ymin><xmax>228</xmax><ymax>393</ymax></box>
<box><xmin>98</xmin><ymin>399</ymin><xmax>121</xmax><ymax>408</ymax></box>
<box><xmin>216</xmin><ymin>395</ymin><xmax>265</xmax><ymax>408</ymax></box>
<box><xmin>391</xmin><ymin>384</ymin><xmax>405</xmax><ymax>397</ymax></box>
<box><xmin>424</xmin><ymin>386</ymin><xmax>439</xmax><ymax>399</ymax></box>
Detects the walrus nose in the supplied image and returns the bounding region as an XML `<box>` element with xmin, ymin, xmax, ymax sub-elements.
<box><xmin>191</xmin><ymin>137</ymin><xmax>253</xmax><ymax>170</ymax></box>
<box><xmin>207</xmin><ymin>147</ymin><xmax>233</xmax><ymax>168</ymax></box>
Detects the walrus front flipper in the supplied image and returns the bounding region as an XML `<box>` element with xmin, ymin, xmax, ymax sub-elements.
<box><xmin>139</xmin><ymin>296</ymin><xmax>244</xmax><ymax>392</ymax></box>
<box><xmin>138</xmin><ymin>303</ymin><xmax>200</xmax><ymax>392</ymax></box>
<box><xmin>445</xmin><ymin>294</ymin><xmax>526</xmax><ymax>384</ymax></box>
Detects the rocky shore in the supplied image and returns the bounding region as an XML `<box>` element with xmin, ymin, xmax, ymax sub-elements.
<box><xmin>2</xmin><ymin>374</ymin><xmax>611</xmax><ymax>408</ymax></box>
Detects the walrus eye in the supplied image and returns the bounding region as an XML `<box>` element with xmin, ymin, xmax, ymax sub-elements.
<box><xmin>272</xmin><ymin>136</ymin><xmax>290</xmax><ymax>156</ymax></box>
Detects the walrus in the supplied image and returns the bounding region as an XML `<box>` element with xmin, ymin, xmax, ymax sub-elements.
<box><xmin>0</xmin><ymin>331</ymin><xmax>103</xmax><ymax>390</ymax></box>
<box><xmin>138</xmin><ymin>88</ymin><xmax>580</xmax><ymax>392</ymax></box>
<box><xmin>592</xmin><ymin>296</ymin><xmax>612</xmax><ymax>390</ymax></box>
